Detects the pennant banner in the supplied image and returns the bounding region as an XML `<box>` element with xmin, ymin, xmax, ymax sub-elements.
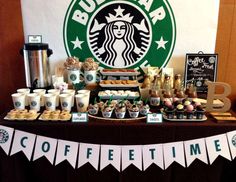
<box><xmin>55</xmin><ymin>140</ymin><xmax>78</xmax><ymax>168</ymax></box>
<box><xmin>227</xmin><ymin>131</ymin><xmax>236</xmax><ymax>159</ymax></box>
<box><xmin>184</xmin><ymin>138</ymin><xmax>208</xmax><ymax>167</ymax></box>
<box><xmin>1</xmin><ymin>126</ymin><xmax>236</xmax><ymax>172</ymax></box>
<box><xmin>78</xmin><ymin>143</ymin><xmax>100</xmax><ymax>170</ymax></box>
<box><xmin>142</xmin><ymin>144</ymin><xmax>164</xmax><ymax>170</ymax></box>
<box><xmin>100</xmin><ymin>145</ymin><xmax>121</xmax><ymax>171</ymax></box>
<box><xmin>0</xmin><ymin>125</ymin><xmax>14</xmax><ymax>155</ymax></box>
<box><xmin>33</xmin><ymin>135</ymin><xmax>58</xmax><ymax>165</ymax></box>
<box><xmin>163</xmin><ymin>141</ymin><xmax>185</xmax><ymax>169</ymax></box>
<box><xmin>122</xmin><ymin>145</ymin><xmax>142</xmax><ymax>171</ymax></box>
<box><xmin>10</xmin><ymin>130</ymin><xmax>36</xmax><ymax>160</ymax></box>
<box><xmin>205</xmin><ymin>134</ymin><xmax>232</xmax><ymax>164</ymax></box>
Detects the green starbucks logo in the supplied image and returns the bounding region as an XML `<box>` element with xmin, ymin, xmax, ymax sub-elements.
<box><xmin>14</xmin><ymin>101</ymin><xmax>21</xmax><ymax>108</ymax></box>
<box><xmin>46</xmin><ymin>101</ymin><xmax>52</xmax><ymax>107</ymax></box>
<box><xmin>232</xmin><ymin>134</ymin><xmax>236</xmax><ymax>147</ymax></box>
<box><xmin>78</xmin><ymin>102</ymin><xmax>84</xmax><ymax>108</ymax></box>
<box><xmin>64</xmin><ymin>0</ymin><xmax>176</xmax><ymax>75</ymax></box>
<box><xmin>0</xmin><ymin>129</ymin><xmax>9</xmax><ymax>144</ymax></box>
<box><xmin>70</xmin><ymin>73</ymin><xmax>77</xmax><ymax>81</ymax></box>
<box><xmin>62</xmin><ymin>102</ymin><xmax>68</xmax><ymax>107</ymax></box>
<box><xmin>31</xmin><ymin>101</ymin><xmax>37</xmax><ymax>107</ymax></box>
<box><xmin>86</xmin><ymin>74</ymin><xmax>94</xmax><ymax>81</ymax></box>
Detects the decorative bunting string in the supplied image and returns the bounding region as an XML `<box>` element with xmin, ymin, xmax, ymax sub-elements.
<box><xmin>0</xmin><ymin>125</ymin><xmax>236</xmax><ymax>171</ymax></box>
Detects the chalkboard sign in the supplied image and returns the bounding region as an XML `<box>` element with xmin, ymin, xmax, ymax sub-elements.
<box><xmin>184</xmin><ymin>53</ymin><xmax>218</xmax><ymax>92</ymax></box>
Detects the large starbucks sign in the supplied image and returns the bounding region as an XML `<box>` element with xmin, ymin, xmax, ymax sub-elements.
<box><xmin>64</xmin><ymin>0</ymin><xmax>176</xmax><ymax>72</ymax></box>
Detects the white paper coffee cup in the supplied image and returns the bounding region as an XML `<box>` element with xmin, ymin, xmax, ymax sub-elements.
<box><xmin>17</xmin><ymin>88</ymin><xmax>30</xmax><ymax>106</ymax></box>
<box><xmin>33</xmin><ymin>89</ymin><xmax>46</xmax><ymax>106</ymax></box>
<box><xmin>77</xmin><ymin>90</ymin><xmax>90</xmax><ymax>95</ymax></box>
<box><xmin>44</xmin><ymin>93</ymin><xmax>57</xmax><ymax>111</ymax></box>
<box><xmin>48</xmin><ymin>89</ymin><xmax>60</xmax><ymax>107</ymax></box>
<box><xmin>59</xmin><ymin>93</ymin><xmax>72</xmax><ymax>112</ymax></box>
<box><xmin>62</xmin><ymin>89</ymin><xmax>75</xmax><ymax>107</ymax></box>
<box><xmin>75</xmin><ymin>93</ymin><xmax>89</xmax><ymax>112</ymax></box>
<box><xmin>12</xmin><ymin>93</ymin><xmax>25</xmax><ymax>110</ymax></box>
<box><xmin>84</xmin><ymin>70</ymin><xmax>97</xmax><ymax>84</ymax></box>
<box><xmin>27</xmin><ymin>93</ymin><xmax>41</xmax><ymax>111</ymax></box>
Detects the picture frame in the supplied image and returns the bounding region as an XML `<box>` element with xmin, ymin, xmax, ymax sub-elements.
<box><xmin>184</xmin><ymin>52</ymin><xmax>218</xmax><ymax>92</ymax></box>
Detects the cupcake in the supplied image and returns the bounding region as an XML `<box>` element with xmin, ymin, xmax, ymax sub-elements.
<box><xmin>176</xmin><ymin>104</ymin><xmax>184</xmax><ymax>119</ymax></box>
<box><xmin>102</xmin><ymin>105</ymin><xmax>113</xmax><ymax>118</ymax></box>
<box><xmin>140</xmin><ymin>104</ymin><xmax>150</xmax><ymax>116</ymax></box>
<box><xmin>165</xmin><ymin>105</ymin><xmax>175</xmax><ymax>119</ymax></box>
<box><xmin>163</xmin><ymin>100</ymin><xmax>172</xmax><ymax>109</ymax></box>
<box><xmin>88</xmin><ymin>103</ymin><xmax>99</xmax><ymax>115</ymax></box>
<box><xmin>195</xmin><ymin>105</ymin><xmax>205</xmax><ymax>119</ymax></box>
<box><xmin>128</xmin><ymin>104</ymin><xmax>139</xmax><ymax>118</ymax></box>
<box><xmin>115</xmin><ymin>101</ymin><xmax>126</xmax><ymax>119</ymax></box>
<box><xmin>183</xmin><ymin>100</ymin><xmax>191</xmax><ymax>109</ymax></box>
<box><xmin>185</xmin><ymin>104</ymin><xmax>195</xmax><ymax>119</ymax></box>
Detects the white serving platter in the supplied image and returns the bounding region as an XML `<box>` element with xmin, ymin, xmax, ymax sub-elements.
<box><xmin>162</xmin><ymin>114</ymin><xmax>207</xmax><ymax>122</ymax></box>
<box><xmin>100</xmin><ymin>70</ymin><xmax>139</xmax><ymax>76</ymax></box>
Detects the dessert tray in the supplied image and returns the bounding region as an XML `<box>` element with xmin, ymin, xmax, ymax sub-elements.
<box><xmin>162</xmin><ymin>114</ymin><xmax>207</xmax><ymax>122</ymax></box>
<box><xmin>100</xmin><ymin>80</ymin><xmax>139</xmax><ymax>88</ymax></box>
<box><xmin>88</xmin><ymin>113</ymin><xmax>146</xmax><ymax>122</ymax></box>
<box><xmin>98</xmin><ymin>90</ymin><xmax>140</xmax><ymax>99</ymax></box>
<box><xmin>38</xmin><ymin>114</ymin><xmax>71</xmax><ymax>121</ymax></box>
<box><xmin>4</xmin><ymin>113</ymin><xmax>40</xmax><ymax>121</ymax></box>
<box><xmin>38</xmin><ymin>110</ymin><xmax>72</xmax><ymax>121</ymax></box>
<box><xmin>100</xmin><ymin>69</ymin><xmax>139</xmax><ymax>76</ymax></box>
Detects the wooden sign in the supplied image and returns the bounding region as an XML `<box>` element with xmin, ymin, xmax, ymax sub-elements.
<box><xmin>184</xmin><ymin>52</ymin><xmax>218</xmax><ymax>92</ymax></box>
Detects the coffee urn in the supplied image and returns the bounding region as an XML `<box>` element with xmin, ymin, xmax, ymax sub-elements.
<box><xmin>20</xmin><ymin>43</ymin><xmax>53</xmax><ymax>89</ymax></box>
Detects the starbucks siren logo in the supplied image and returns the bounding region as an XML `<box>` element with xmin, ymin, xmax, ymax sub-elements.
<box><xmin>232</xmin><ymin>134</ymin><xmax>236</xmax><ymax>147</ymax></box>
<box><xmin>62</xmin><ymin>102</ymin><xmax>68</xmax><ymax>107</ymax></box>
<box><xmin>64</xmin><ymin>0</ymin><xmax>176</xmax><ymax>74</ymax></box>
<box><xmin>78</xmin><ymin>102</ymin><xmax>84</xmax><ymax>108</ymax></box>
<box><xmin>46</xmin><ymin>101</ymin><xmax>52</xmax><ymax>107</ymax></box>
<box><xmin>14</xmin><ymin>101</ymin><xmax>21</xmax><ymax>108</ymax></box>
<box><xmin>31</xmin><ymin>101</ymin><xmax>37</xmax><ymax>107</ymax></box>
<box><xmin>86</xmin><ymin>74</ymin><xmax>94</xmax><ymax>81</ymax></box>
<box><xmin>0</xmin><ymin>129</ymin><xmax>9</xmax><ymax>144</ymax></box>
<box><xmin>70</xmin><ymin>73</ymin><xmax>77</xmax><ymax>81</ymax></box>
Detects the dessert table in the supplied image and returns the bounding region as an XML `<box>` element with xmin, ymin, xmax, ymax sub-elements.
<box><xmin>0</xmin><ymin>113</ymin><xmax>236</xmax><ymax>182</ymax></box>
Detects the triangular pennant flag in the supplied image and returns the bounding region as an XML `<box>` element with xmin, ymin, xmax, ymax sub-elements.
<box><xmin>33</xmin><ymin>135</ymin><xmax>58</xmax><ymax>165</ymax></box>
<box><xmin>100</xmin><ymin>145</ymin><xmax>121</xmax><ymax>171</ymax></box>
<box><xmin>184</xmin><ymin>138</ymin><xmax>208</xmax><ymax>166</ymax></box>
<box><xmin>142</xmin><ymin>144</ymin><xmax>164</xmax><ymax>170</ymax></box>
<box><xmin>10</xmin><ymin>130</ymin><xmax>36</xmax><ymax>160</ymax></box>
<box><xmin>0</xmin><ymin>125</ymin><xmax>14</xmax><ymax>155</ymax></box>
<box><xmin>122</xmin><ymin>145</ymin><xmax>142</xmax><ymax>171</ymax></box>
<box><xmin>227</xmin><ymin>130</ymin><xmax>236</xmax><ymax>159</ymax></box>
<box><xmin>55</xmin><ymin>139</ymin><xmax>78</xmax><ymax>168</ymax></box>
<box><xmin>163</xmin><ymin>141</ymin><xmax>185</xmax><ymax>169</ymax></box>
<box><xmin>205</xmin><ymin>134</ymin><xmax>231</xmax><ymax>164</ymax></box>
<box><xmin>77</xmin><ymin>143</ymin><xmax>100</xmax><ymax>170</ymax></box>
